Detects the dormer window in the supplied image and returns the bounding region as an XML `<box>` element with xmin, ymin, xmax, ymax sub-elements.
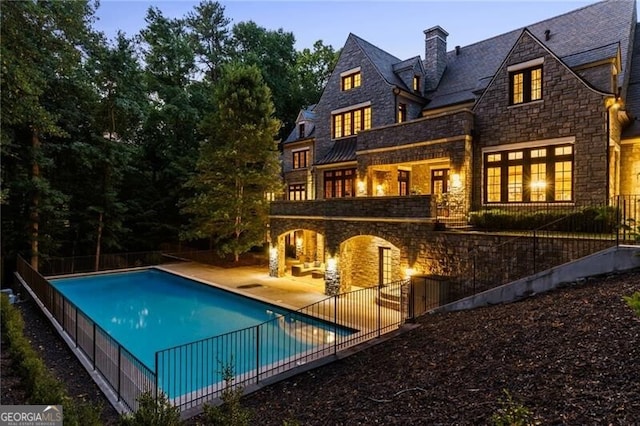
<box><xmin>413</xmin><ymin>75</ymin><xmax>420</xmax><ymax>92</ymax></box>
<box><xmin>298</xmin><ymin>123</ymin><xmax>305</xmax><ymax>138</ymax></box>
<box><xmin>508</xmin><ymin>58</ymin><xmax>543</xmax><ymax>105</ymax></box>
<box><xmin>341</xmin><ymin>68</ymin><xmax>361</xmax><ymax>91</ymax></box>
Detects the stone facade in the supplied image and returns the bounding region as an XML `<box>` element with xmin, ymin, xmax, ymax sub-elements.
<box><xmin>473</xmin><ymin>31</ymin><xmax>610</xmax><ymax>207</ymax></box>
<box><xmin>271</xmin><ymin>4</ymin><xmax>638</xmax><ymax>295</ymax></box>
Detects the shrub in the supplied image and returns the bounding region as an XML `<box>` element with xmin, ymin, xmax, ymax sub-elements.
<box><xmin>469</xmin><ymin>207</ymin><xmax>619</xmax><ymax>233</ymax></box>
<box><xmin>623</xmin><ymin>292</ymin><xmax>640</xmax><ymax>317</ymax></box>
<box><xmin>490</xmin><ymin>389</ymin><xmax>537</xmax><ymax>426</ymax></box>
<box><xmin>119</xmin><ymin>391</ymin><xmax>182</xmax><ymax>426</ymax></box>
<box><xmin>201</xmin><ymin>363</ymin><xmax>252</xmax><ymax>426</ymax></box>
<box><xmin>0</xmin><ymin>294</ymin><xmax>103</xmax><ymax>425</ymax></box>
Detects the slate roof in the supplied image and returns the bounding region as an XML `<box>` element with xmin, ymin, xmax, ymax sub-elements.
<box><xmin>315</xmin><ymin>137</ymin><xmax>358</xmax><ymax>165</ymax></box>
<box><xmin>623</xmin><ymin>23</ymin><xmax>640</xmax><ymax>139</ymax></box>
<box><xmin>350</xmin><ymin>34</ymin><xmax>412</xmax><ymax>92</ymax></box>
<box><xmin>425</xmin><ymin>0</ymin><xmax>637</xmax><ymax>110</ymax></box>
<box><xmin>283</xmin><ymin>105</ymin><xmax>316</xmax><ymax>144</ymax></box>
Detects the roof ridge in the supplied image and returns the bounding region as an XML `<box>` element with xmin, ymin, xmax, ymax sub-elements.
<box><xmin>450</xmin><ymin>0</ymin><xmax>615</xmax><ymax>54</ymax></box>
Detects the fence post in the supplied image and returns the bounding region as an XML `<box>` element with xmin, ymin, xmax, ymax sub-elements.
<box><xmin>333</xmin><ymin>295</ymin><xmax>338</xmax><ymax>355</ymax></box>
<box><xmin>117</xmin><ymin>345</ymin><xmax>122</xmax><ymax>401</ymax></box>
<box><xmin>155</xmin><ymin>351</ymin><xmax>159</xmax><ymax>407</ymax></box>
<box><xmin>256</xmin><ymin>326</ymin><xmax>260</xmax><ymax>384</ymax></box>
<box><xmin>92</xmin><ymin>322</ymin><xmax>96</xmax><ymax>370</ymax></box>
<box><xmin>75</xmin><ymin>308</ymin><xmax>78</xmax><ymax>347</ymax></box>
<box><xmin>616</xmin><ymin>195</ymin><xmax>620</xmax><ymax>246</ymax></box>
<box><xmin>377</xmin><ymin>284</ymin><xmax>381</xmax><ymax>338</ymax></box>
<box><xmin>532</xmin><ymin>229</ymin><xmax>537</xmax><ymax>274</ymax></box>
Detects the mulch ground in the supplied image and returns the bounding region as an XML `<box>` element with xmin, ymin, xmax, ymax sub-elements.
<box><xmin>2</xmin><ymin>268</ymin><xmax>639</xmax><ymax>425</ymax></box>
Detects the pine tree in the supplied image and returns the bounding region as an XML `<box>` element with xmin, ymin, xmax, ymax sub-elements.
<box><xmin>182</xmin><ymin>63</ymin><xmax>282</xmax><ymax>261</ymax></box>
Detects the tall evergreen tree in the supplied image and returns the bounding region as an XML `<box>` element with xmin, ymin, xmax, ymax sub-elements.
<box><xmin>182</xmin><ymin>64</ymin><xmax>282</xmax><ymax>261</ymax></box>
<box><xmin>230</xmin><ymin>21</ymin><xmax>298</xmax><ymax>139</ymax></box>
<box><xmin>185</xmin><ymin>0</ymin><xmax>231</xmax><ymax>83</ymax></box>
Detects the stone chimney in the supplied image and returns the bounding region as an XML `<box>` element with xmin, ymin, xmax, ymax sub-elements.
<box><xmin>424</xmin><ymin>26</ymin><xmax>448</xmax><ymax>91</ymax></box>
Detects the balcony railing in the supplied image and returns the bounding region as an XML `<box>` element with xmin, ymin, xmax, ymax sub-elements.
<box><xmin>270</xmin><ymin>195</ymin><xmax>433</xmax><ymax>219</ymax></box>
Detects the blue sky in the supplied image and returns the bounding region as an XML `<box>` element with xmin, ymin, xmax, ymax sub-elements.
<box><xmin>93</xmin><ymin>0</ymin><xmax>630</xmax><ymax>60</ymax></box>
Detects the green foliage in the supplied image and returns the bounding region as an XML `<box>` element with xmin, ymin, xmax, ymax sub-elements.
<box><xmin>0</xmin><ymin>295</ymin><xmax>103</xmax><ymax>425</ymax></box>
<box><xmin>185</xmin><ymin>1</ymin><xmax>231</xmax><ymax>82</ymax></box>
<box><xmin>119</xmin><ymin>391</ymin><xmax>182</xmax><ymax>426</ymax></box>
<box><xmin>490</xmin><ymin>389</ymin><xmax>537</xmax><ymax>426</ymax></box>
<box><xmin>623</xmin><ymin>292</ymin><xmax>640</xmax><ymax>317</ymax></box>
<box><xmin>469</xmin><ymin>207</ymin><xmax>618</xmax><ymax>233</ymax></box>
<box><xmin>201</xmin><ymin>363</ymin><xmax>252</xmax><ymax>426</ymax></box>
<box><xmin>181</xmin><ymin>62</ymin><xmax>282</xmax><ymax>261</ymax></box>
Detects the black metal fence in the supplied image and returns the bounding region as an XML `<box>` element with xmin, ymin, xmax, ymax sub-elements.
<box><xmin>16</xmin><ymin>256</ymin><xmax>156</xmax><ymax>412</ymax></box>
<box><xmin>17</xmin><ymin>256</ymin><xmax>407</xmax><ymax>413</ymax></box>
<box><xmin>430</xmin><ymin>195</ymin><xmax>640</xmax><ymax>301</ymax></box>
<box><xmin>40</xmin><ymin>251</ymin><xmax>174</xmax><ymax>277</ymax></box>
<box><xmin>157</xmin><ymin>281</ymin><xmax>406</xmax><ymax>411</ymax></box>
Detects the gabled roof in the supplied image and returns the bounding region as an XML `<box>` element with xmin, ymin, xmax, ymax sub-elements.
<box><xmin>349</xmin><ymin>34</ymin><xmax>417</xmax><ymax>92</ymax></box>
<box><xmin>426</xmin><ymin>0</ymin><xmax>636</xmax><ymax>110</ymax></box>
<box><xmin>283</xmin><ymin>105</ymin><xmax>316</xmax><ymax>144</ymax></box>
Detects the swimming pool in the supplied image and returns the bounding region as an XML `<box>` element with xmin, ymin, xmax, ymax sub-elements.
<box><xmin>50</xmin><ymin>269</ymin><xmax>353</xmax><ymax>399</ymax></box>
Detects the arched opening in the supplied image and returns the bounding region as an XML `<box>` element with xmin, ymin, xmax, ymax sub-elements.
<box><xmin>339</xmin><ymin>235</ymin><xmax>402</xmax><ymax>290</ymax></box>
<box><xmin>273</xmin><ymin>229</ymin><xmax>326</xmax><ymax>281</ymax></box>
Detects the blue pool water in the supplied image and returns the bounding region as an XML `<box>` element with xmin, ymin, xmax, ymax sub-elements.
<box><xmin>50</xmin><ymin>269</ymin><xmax>350</xmax><ymax>398</ymax></box>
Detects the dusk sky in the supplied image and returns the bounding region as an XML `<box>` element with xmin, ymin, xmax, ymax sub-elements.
<box><xmin>91</xmin><ymin>0</ymin><xmax>633</xmax><ymax>60</ymax></box>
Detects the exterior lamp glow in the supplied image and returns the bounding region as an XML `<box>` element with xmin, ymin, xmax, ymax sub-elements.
<box><xmin>376</xmin><ymin>184</ymin><xmax>385</xmax><ymax>196</ymax></box>
<box><xmin>451</xmin><ymin>173</ymin><xmax>462</xmax><ymax>189</ymax></box>
<box><xmin>357</xmin><ymin>180</ymin><xmax>366</xmax><ymax>195</ymax></box>
<box><xmin>327</xmin><ymin>256</ymin><xmax>337</xmax><ymax>271</ymax></box>
<box><xmin>405</xmin><ymin>268</ymin><xmax>416</xmax><ymax>279</ymax></box>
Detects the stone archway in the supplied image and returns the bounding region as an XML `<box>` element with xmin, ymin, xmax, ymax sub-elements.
<box><xmin>339</xmin><ymin>235</ymin><xmax>402</xmax><ymax>291</ymax></box>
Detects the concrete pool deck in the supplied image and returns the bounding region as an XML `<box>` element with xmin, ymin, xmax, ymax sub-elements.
<box><xmin>157</xmin><ymin>262</ymin><xmax>331</xmax><ymax>311</ymax></box>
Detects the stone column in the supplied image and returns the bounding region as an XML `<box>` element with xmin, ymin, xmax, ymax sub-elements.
<box><xmin>324</xmin><ymin>256</ymin><xmax>341</xmax><ymax>296</ymax></box>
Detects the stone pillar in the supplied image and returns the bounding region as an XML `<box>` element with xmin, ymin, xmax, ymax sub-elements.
<box><xmin>269</xmin><ymin>245</ymin><xmax>278</xmax><ymax>277</ymax></box>
<box><xmin>324</xmin><ymin>256</ymin><xmax>341</xmax><ymax>296</ymax></box>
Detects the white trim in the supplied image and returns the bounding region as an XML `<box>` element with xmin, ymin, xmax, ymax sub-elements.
<box><xmin>507</xmin><ymin>57</ymin><xmax>544</xmax><ymax>72</ymax></box>
<box><xmin>292</xmin><ymin>147</ymin><xmax>310</xmax><ymax>153</ymax></box>
<box><xmin>481</xmin><ymin>136</ymin><xmax>575</xmax><ymax>154</ymax></box>
<box><xmin>331</xmin><ymin>101</ymin><xmax>371</xmax><ymax>115</ymax></box>
<box><xmin>339</xmin><ymin>67</ymin><xmax>361</xmax><ymax>77</ymax></box>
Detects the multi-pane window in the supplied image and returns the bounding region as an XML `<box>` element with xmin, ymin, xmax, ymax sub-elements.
<box><xmin>398</xmin><ymin>103</ymin><xmax>407</xmax><ymax>123</ymax></box>
<box><xmin>288</xmin><ymin>184</ymin><xmax>306</xmax><ymax>201</ymax></box>
<box><xmin>332</xmin><ymin>106</ymin><xmax>372</xmax><ymax>138</ymax></box>
<box><xmin>379</xmin><ymin>247</ymin><xmax>391</xmax><ymax>285</ymax></box>
<box><xmin>341</xmin><ymin>71</ymin><xmax>361</xmax><ymax>91</ymax></box>
<box><xmin>431</xmin><ymin>169</ymin><xmax>449</xmax><ymax>195</ymax></box>
<box><xmin>510</xmin><ymin>66</ymin><xmax>543</xmax><ymax>105</ymax></box>
<box><xmin>484</xmin><ymin>144</ymin><xmax>573</xmax><ymax>203</ymax></box>
<box><xmin>398</xmin><ymin>170</ymin><xmax>410</xmax><ymax>195</ymax></box>
<box><xmin>292</xmin><ymin>149</ymin><xmax>309</xmax><ymax>169</ymax></box>
<box><xmin>324</xmin><ymin>168</ymin><xmax>356</xmax><ymax>198</ymax></box>
<box><xmin>554</xmin><ymin>146</ymin><xmax>573</xmax><ymax>201</ymax></box>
